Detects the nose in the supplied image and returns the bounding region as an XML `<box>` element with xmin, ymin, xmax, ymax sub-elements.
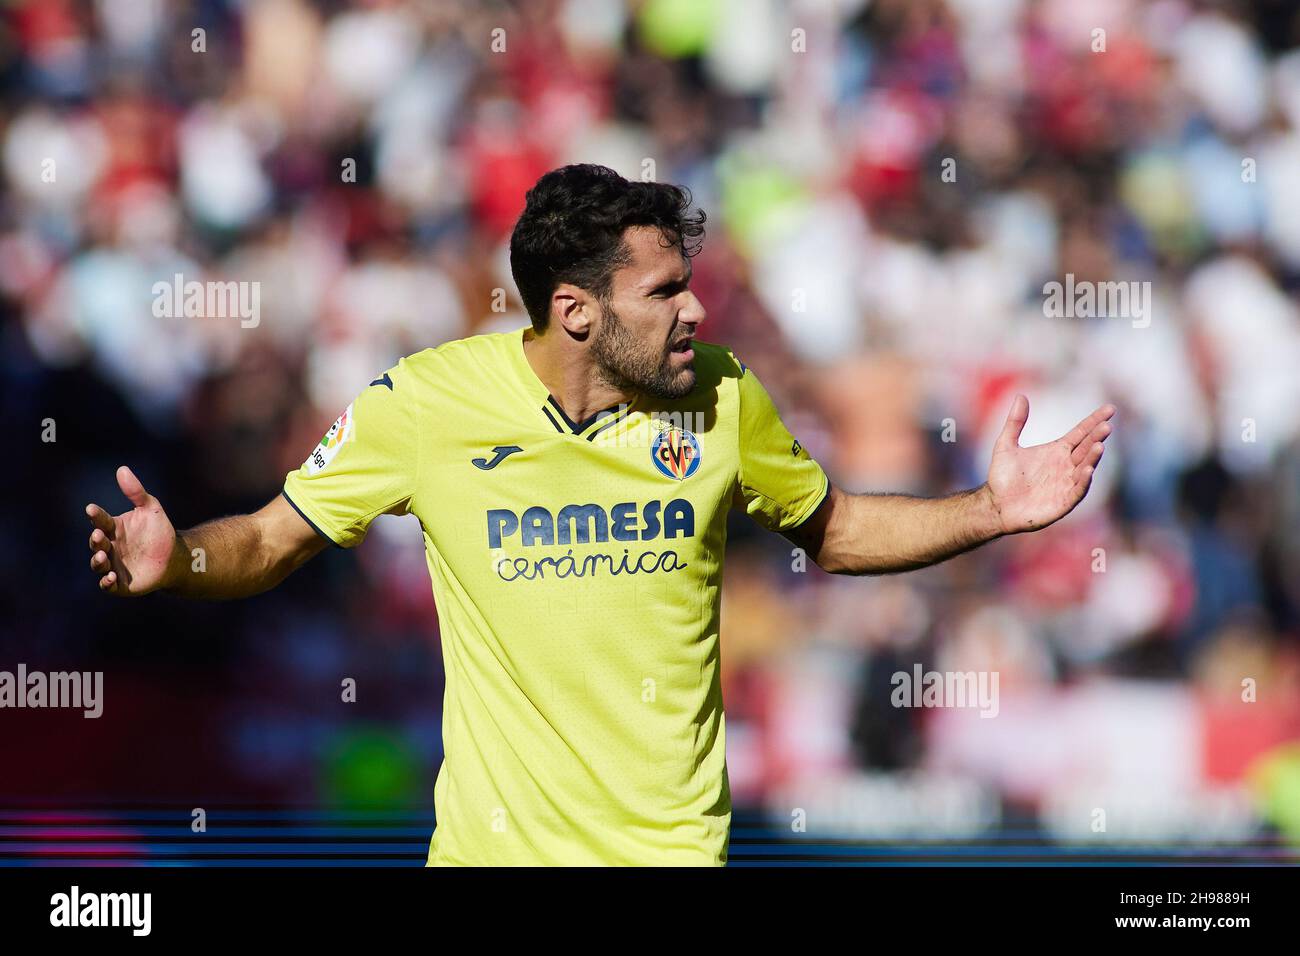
<box><xmin>679</xmin><ymin>291</ymin><xmax>706</xmax><ymax>330</ymax></box>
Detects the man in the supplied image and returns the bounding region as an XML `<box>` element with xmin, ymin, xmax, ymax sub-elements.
<box><xmin>84</xmin><ymin>164</ymin><xmax>1114</xmax><ymax>865</ymax></box>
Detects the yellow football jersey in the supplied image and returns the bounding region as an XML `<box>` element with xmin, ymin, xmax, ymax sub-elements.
<box><xmin>282</xmin><ymin>327</ymin><xmax>828</xmax><ymax>865</ymax></box>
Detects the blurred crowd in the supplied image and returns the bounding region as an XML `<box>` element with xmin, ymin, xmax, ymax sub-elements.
<box><xmin>3</xmin><ymin>0</ymin><xmax>1300</xmax><ymax>846</ymax></box>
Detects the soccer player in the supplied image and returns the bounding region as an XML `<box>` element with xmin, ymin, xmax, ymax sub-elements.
<box><xmin>84</xmin><ymin>164</ymin><xmax>1114</xmax><ymax>866</ymax></box>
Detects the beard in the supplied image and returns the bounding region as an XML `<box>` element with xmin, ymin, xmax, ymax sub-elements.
<box><xmin>590</xmin><ymin>304</ymin><xmax>696</xmax><ymax>400</ymax></box>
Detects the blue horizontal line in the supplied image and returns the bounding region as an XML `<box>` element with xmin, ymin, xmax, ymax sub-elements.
<box><xmin>0</xmin><ymin>859</ymin><xmax>1290</xmax><ymax>868</ymax></box>
<box><xmin>0</xmin><ymin>860</ymin><xmax>425</xmax><ymax>868</ymax></box>
<box><xmin>0</xmin><ymin>835</ymin><xmax>1292</xmax><ymax>857</ymax></box>
<box><xmin>0</xmin><ymin>844</ymin><xmax>426</xmax><ymax>854</ymax></box>
<box><xmin>0</xmin><ymin>827</ymin><xmax>436</xmax><ymax>832</ymax></box>
<box><xmin>727</xmin><ymin>861</ymin><xmax>1294</xmax><ymax>868</ymax></box>
<box><xmin>0</xmin><ymin>811</ymin><xmax>765</xmax><ymax>826</ymax></box>
<box><xmin>764</xmin><ymin>845</ymin><xmax>1291</xmax><ymax>855</ymax></box>
<box><xmin>0</xmin><ymin>828</ymin><xmax>1286</xmax><ymax>850</ymax></box>
<box><xmin>0</xmin><ymin>846</ymin><xmax>1291</xmax><ymax>864</ymax></box>
<box><xmin>0</xmin><ymin>824</ymin><xmax>1285</xmax><ymax>849</ymax></box>
<box><xmin>1</xmin><ymin>817</ymin><xmax>1283</xmax><ymax>844</ymax></box>
<box><xmin>0</xmin><ymin>816</ymin><xmax>439</xmax><ymax>822</ymax></box>
<box><xmin>728</xmin><ymin>845</ymin><xmax>1293</xmax><ymax>857</ymax></box>
<box><xmin>730</xmin><ymin>829</ymin><xmax>1285</xmax><ymax>843</ymax></box>
<box><xmin>0</xmin><ymin>836</ymin><xmax>1287</xmax><ymax>855</ymax></box>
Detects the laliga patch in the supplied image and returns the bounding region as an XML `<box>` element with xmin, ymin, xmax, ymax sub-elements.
<box><xmin>306</xmin><ymin>403</ymin><xmax>353</xmax><ymax>475</ymax></box>
<box><xmin>651</xmin><ymin>426</ymin><xmax>701</xmax><ymax>480</ymax></box>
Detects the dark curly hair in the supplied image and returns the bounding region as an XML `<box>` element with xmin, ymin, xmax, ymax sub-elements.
<box><xmin>509</xmin><ymin>164</ymin><xmax>706</xmax><ymax>331</ymax></box>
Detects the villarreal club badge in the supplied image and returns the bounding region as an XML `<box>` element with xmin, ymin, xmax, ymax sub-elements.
<box><xmin>651</xmin><ymin>425</ymin><xmax>701</xmax><ymax>480</ymax></box>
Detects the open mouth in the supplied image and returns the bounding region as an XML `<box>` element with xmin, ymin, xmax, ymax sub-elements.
<box><xmin>669</xmin><ymin>338</ymin><xmax>694</xmax><ymax>355</ymax></box>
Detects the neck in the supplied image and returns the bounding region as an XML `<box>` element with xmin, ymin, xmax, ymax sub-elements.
<box><xmin>523</xmin><ymin>327</ymin><xmax>634</xmax><ymax>425</ymax></box>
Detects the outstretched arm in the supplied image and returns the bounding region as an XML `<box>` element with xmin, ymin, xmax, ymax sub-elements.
<box><xmin>86</xmin><ymin>466</ymin><xmax>328</xmax><ymax>599</ymax></box>
<box><xmin>789</xmin><ymin>395</ymin><xmax>1115</xmax><ymax>575</ymax></box>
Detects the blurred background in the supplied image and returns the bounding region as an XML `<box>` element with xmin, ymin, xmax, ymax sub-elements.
<box><xmin>3</xmin><ymin>0</ymin><xmax>1300</xmax><ymax>863</ymax></box>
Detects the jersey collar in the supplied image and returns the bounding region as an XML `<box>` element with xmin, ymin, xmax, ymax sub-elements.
<box><xmin>514</xmin><ymin>326</ymin><xmax>639</xmax><ymax>440</ymax></box>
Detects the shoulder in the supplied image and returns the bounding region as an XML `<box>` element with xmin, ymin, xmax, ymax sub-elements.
<box><xmin>688</xmin><ymin>341</ymin><xmax>748</xmax><ymax>393</ymax></box>
<box><xmin>689</xmin><ymin>342</ymin><xmax>776</xmax><ymax>416</ymax></box>
<box><xmin>399</xmin><ymin>328</ymin><xmax>517</xmax><ymax>371</ymax></box>
<box><xmin>387</xmin><ymin>328</ymin><xmax>522</xmax><ymax>390</ymax></box>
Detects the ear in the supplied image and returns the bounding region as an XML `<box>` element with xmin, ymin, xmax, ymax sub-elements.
<box><xmin>552</xmin><ymin>284</ymin><xmax>594</xmax><ymax>336</ymax></box>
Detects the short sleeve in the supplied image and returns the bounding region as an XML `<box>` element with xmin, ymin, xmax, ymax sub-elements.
<box><xmin>282</xmin><ymin>361</ymin><xmax>420</xmax><ymax>548</ymax></box>
<box><xmin>734</xmin><ymin>362</ymin><xmax>829</xmax><ymax>532</ymax></box>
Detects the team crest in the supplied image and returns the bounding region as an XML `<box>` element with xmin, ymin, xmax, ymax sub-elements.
<box><xmin>306</xmin><ymin>403</ymin><xmax>353</xmax><ymax>475</ymax></box>
<box><xmin>651</xmin><ymin>426</ymin><xmax>701</xmax><ymax>480</ymax></box>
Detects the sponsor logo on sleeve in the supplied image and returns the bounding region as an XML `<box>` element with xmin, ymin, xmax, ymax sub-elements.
<box><xmin>306</xmin><ymin>403</ymin><xmax>353</xmax><ymax>475</ymax></box>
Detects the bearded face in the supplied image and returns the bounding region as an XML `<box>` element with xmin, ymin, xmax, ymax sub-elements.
<box><xmin>591</xmin><ymin>299</ymin><xmax>697</xmax><ymax>400</ymax></box>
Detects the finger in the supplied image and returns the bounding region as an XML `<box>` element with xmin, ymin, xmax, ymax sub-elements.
<box><xmin>995</xmin><ymin>394</ymin><xmax>1029</xmax><ymax>452</ymax></box>
<box><xmin>88</xmin><ymin>528</ymin><xmax>113</xmax><ymax>554</ymax></box>
<box><xmin>1062</xmin><ymin>404</ymin><xmax>1116</xmax><ymax>450</ymax></box>
<box><xmin>1070</xmin><ymin>422</ymin><xmax>1112</xmax><ymax>465</ymax></box>
<box><xmin>99</xmin><ymin>571</ymin><xmax>118</xmax><ymax>592</ymax></box>
<box><xmin>1077</xmin><ymin>441</ymin><xmax>1105</xmax><ymax>472</ymax></box>
<box><xmin>1073</xmin><ymin>464</ymin><xmax>1096</xmax><ymax>494</ymax></box>
<box><xmin>116</xmin><ymin>465</ymin><xmax>152</xmax><ymax>509</ymax></box>
<box><xmin>91</xmin><ymin>551</ymin><xmax>111</xmax><ymax>573</ymax></box>
<box><xmin>85</xmin><ymin>504</ymin><xmax>116</xmax><ymax>538</ymax></box>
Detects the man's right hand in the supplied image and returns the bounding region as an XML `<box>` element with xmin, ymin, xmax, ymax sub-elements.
<box><xmin>86</xmin><ymin>466</ymin><xmax>183</xmax><ymax>596</ymax></box>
